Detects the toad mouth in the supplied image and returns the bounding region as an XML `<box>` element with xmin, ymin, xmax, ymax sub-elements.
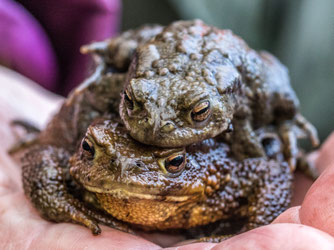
<box><xmin>84</xmin><ymin>184</ymin><xmax>198</xmax><ymax>202</ymax></box>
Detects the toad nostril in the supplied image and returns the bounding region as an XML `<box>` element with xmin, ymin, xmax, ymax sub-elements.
<box><xmin>135</xmin><ymin>161</ymin><xmax>143</xmax><ymax>168</ymax></box>
<box><xmin>160</xmin><ymin>121</ymin><xmax>176</xmax><ymax>133</ymax></box>
<box><xmin>143</xmin><ymin>116</ymin><xmax>155</xmax><ymax>126</ymax></box>
<box><xmin>109</xmin><ymin>158</ymin><xmax>117</xmax><ymax>169</ymax></box>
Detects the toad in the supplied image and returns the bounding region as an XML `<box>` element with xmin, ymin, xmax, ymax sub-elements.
<box><xmin>16</xmin><ymin>26</ymin><xmax>165</xmax><ymax>235</ymax></box>
<box><xmin>112</xmin><ymin>20</ymin><xmax>318</xmax><ymax>169</ymax></box>
<box><xmin>23</xmin><ymin>119</ymin><xmax>293</xmax><ymax>242</ymax></box>
<box><xmin>15</xmin><ymin>20</ymin><xmax>316</xmax><ymax>242</ymax></box>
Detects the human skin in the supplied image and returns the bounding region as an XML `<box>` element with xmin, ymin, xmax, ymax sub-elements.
<box><xmin>1</xmin><ymin>66</ymin><xmax>334</xmax><ymax>249</ymax></box>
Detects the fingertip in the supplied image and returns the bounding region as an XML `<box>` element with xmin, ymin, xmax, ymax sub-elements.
<box><xmin>316</xmin><ymin>132</ymin><xmax>334</xmax><ymax>172</ymax></box>
<box><xmin>272</xmin><ymin>206</ymin><xmax>301</xmax><ymax>224</ymax></box>
<box><xmin>300</xmin><ymin>162</ymin><xmax>334</xmax><ymax>236</ymax></box>
<box><xmin>211</xmin><ymin>224</ymin><xmax>334</xmax><ymax>250</ymax></box>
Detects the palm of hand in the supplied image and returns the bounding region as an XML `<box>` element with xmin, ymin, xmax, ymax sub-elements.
<box><xmin>1</xmin><ymin>69</ymin><xmax>334</xmax><ymax>249</ymax></box>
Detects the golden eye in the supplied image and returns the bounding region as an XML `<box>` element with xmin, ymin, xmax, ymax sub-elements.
<box><xmin>165</xmin><ymin>153</ymin><xmax>186</xmax><ymax>173</ymax></box>
<box><xmin>191</xmin><ymin>100</ymin><xmax>211</xmax><ymax>122</ymax></box>
<box><xmin>123</xmin><ymin>88</ymin><xmax>134</xmax><ymax>110</ymax></box>
<box><xmin>81</xmin><ymin>138</ymin><xmax>95</xmax><ymax>158</ymax></box>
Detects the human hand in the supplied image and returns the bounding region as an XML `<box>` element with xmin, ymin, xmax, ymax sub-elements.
<box><xmin>1</xmin><ymin>67</ymin><xmax>334</xmax><ymax>249</ymax></box>
<box><xmin>0</xmin><ymin>67</ymin><xmax>164</xmax><ymax>249</ymax></box>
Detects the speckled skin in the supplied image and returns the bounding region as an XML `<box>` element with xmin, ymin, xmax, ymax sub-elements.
<box><xmin>22</xmin><ymin>145</ymin><xmax>132</xmax><ymax>235</ymax></box>
<box><xmin>22</xmin><ymin>114</ymin><xmax>293</xmax><ymax>239</ymax></box>
<box><xmin>69</xmin><ymin>119</ymin><xmax>292</xmax><ymax>239</ymax></box>
<box><xmin>21</xmin><ymin>27</ymin><xmax>164</xmax><ymax>234</ymax></box>
<box><xmin>19</xmin><ymin>22</ymin><xmax>306</xmax><ymax>241</ymax></box>
<box><xmin>116</xmin><ymin>20</ymin><xmax>318</xmax><ymax>167</ymax></box>
<box><xmin>20</xmin><ymin>63</ymin><xmax>133</xmax><ymax>234</ymax></box>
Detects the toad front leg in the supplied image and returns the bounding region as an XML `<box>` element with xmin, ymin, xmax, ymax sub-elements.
<box><xmin>8</xmin><ymin>120</ymin><xmax>41</xmax><ymax>154</ymax></box>
<box><xmin>279</xmin><ymin>114</ymin><xmax>319</xmax><ymax>171</ymax></box>
<box><xmin>230</xmin><ymin>118</ymin><xmax>266</xmax><ymax>160</ymax></box>
<box><xmin>22</xmin><ymin>145</ymin><xmax>133</xmax><ymax>235</ymax></box>
<box><xmin>81</xmin><ymin>25</ymin><xmax>163</xmax><ymax>71</ymax></box>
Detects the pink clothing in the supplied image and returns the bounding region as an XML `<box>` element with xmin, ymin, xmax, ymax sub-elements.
<box><xmin>0</xmin><ymin>0</ymin><xmax>121</xmax><ymax>95</ymax></box>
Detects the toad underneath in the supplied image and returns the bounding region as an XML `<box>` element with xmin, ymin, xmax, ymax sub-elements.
<box><xmin>23</xmin><ymin>119</ymin><xmax>292</xmax><ymax>242</ymax></box>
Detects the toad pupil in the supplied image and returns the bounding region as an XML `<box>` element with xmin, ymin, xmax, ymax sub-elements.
<box><xmin>191</xmin><ymin>101</ymin><xmax>211</xmax><ymax>122</ymax></box>
<box><xmin>82</xmin><ymin>140</ymin><xmax>95</xmax><ymax>157</ymax></box>
<box><xmin>124</xmin><ymin>89</ymin><xmax>134</xmax><ymax>110</ymax></box>
<box><xmin>166</xmin><ymin>155</ymin><xmax>185</xmax><ymax>173</ymax></box>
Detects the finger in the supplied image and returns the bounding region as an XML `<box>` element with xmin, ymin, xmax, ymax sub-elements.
<box><xmin>315</xmin><ymin>132</ymin><xmax>334</xmax><ymax>172</ymax></box>
<box><xmin>272</xmin><ymin>206</ymin><xmax>301</xmax><ymax>224</ymax></box>
<box><xmin>172</xmin><ymin>224</ymin><xmax>334</xmax><ymax>250</ymax></box>
<box><xmin>171</xmin><ymin>224</ymin><xmax>334</xmax><ymax>250</ymax></box>
<box><xmin>300</xmin><ymin>161</ymin><xmax>334</xmax><ymax>236</ymax></box>
<box><xmin>291</xmin><ymin>132</ymin><xmax>334</xmax><ymax>206</ymax></box>
<box><xmin>273</xmin><ymin>188</ymin><xmax>331</xmax><ymax>233</ymax></box>
<box><xmin>291</xmin><ymin>172</ymin><xmax>313</xmax><ymax>206</ymax></box>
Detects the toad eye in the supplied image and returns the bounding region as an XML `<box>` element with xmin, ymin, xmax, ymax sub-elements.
<box><xmin>81</xmin><ymin>138</ymin><xmax>95</xmax><ymax>158</ymax></box>
<box><xmin>123</xmin><ymin>89</ymin><xmax>134</xmax><ymax>110</ymax></box>
<box><xmin>191</xmin><ymin>100</ymin><xmax>211</xmax><ymax>122</ymax></box>
<box><xmin>165</xmin><ymin>153</ymin><xmax>186</xmax><ymax>173</ymax></box>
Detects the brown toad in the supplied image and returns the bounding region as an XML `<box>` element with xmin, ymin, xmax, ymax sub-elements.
<box><xmin>23</xmin><ymin>119</ymin><xmax>293</xmax><ymax>242</ymax></box>
<box><xmin>15</xmin><ymin>26</ymin><xmax>164</xmax><ymax>234</ymax></box>
<box><xmin>15</xmin><ymin>21</ymin><xmax>316</xmax><ymax>242</ymax></box>
<box><xmin>113</xmin><ymin>20</ymin><xmax>318</xmax><ymax>169</ymax></box>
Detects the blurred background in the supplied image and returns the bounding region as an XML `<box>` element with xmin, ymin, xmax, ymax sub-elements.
<box><xmin>0</xmin><ymin>0</ymin><xmax>333</xmax><ymax>141</ymax></box>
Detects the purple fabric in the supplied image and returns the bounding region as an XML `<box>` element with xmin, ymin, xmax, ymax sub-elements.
<box><xmin>0</xmin><ymin>0</ymin><xmax>121</xmax><ymax>95</ymax></box>
<box><xmin>0</xmin><ymin>0</ymin><xmax>58</xmax><ymax>91</ymax></box>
